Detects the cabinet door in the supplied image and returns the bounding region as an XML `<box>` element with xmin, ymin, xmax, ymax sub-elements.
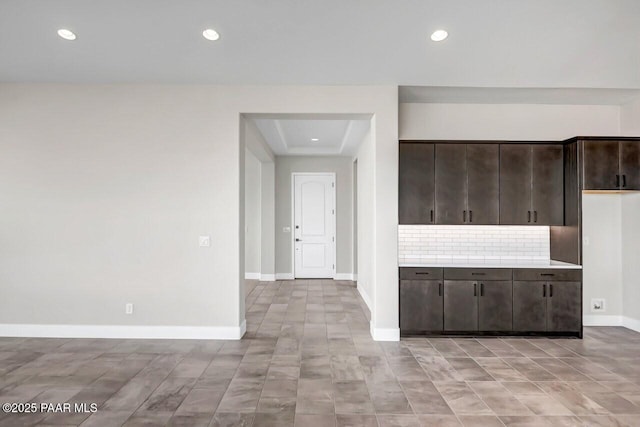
<box><xmin>547</xmin><ymin>281</ymin><xmax>581</xmax><ymax>332</ymax></box>
<box><xmin>435</xmin><ymin>144</ymin><xmax>467</xmax><ymax>224</ymax></box>
<box><xmin>400</xmin><ymin>280</ymin><xmax>443</xmax><ymax>332</ymax></box>
<box><xmin>583</xmin><ymin>140</ymin><xmax>620</xmax><ymax>190</ymax></box>
<box><xmin>500</xmin><ymin>145</ymin><xmax>532</xmax><ymax>225</ymax></box>
<box><xmin>513</xmin><ymin>281</ymin><xmax>547</xmax><ymax>331</ymax></box>
<box><xmin>620</xmin><ymin>141</ymin><xmax>640</xmax><ymax>190</ymax></box>
<box><xmin>467</xmin><ymin>144</ymin><xmax>499</xmax><ymax>225</ymax></box>
<box><xmin>444</xmin><ymin>281</ymin><xmax>478</xmax><ymax>331</ymax></box>
<box><xmin>399</xmin><ymin>143</ymin><xmax>435</xmax><ymax>224</ymax></box>
<box><xmin>531</xmin><ymin>145</ymin><xmax>564</xmax><ymax>225</ymax></box>
<box><xmin>478</xmin><ymin>281</ymin><xmax>513</xmax><ymax>331</ymax></box>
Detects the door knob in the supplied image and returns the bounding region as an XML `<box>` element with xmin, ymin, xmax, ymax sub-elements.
<box><xmin>295</xmin><ymin>238</ymin><xmax>301</xmax><ymax>242</ymax></box>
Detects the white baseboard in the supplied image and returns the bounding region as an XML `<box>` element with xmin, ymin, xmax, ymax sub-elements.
<box><xmin>275</xmin><ymin>273</ymin><xmax>294</xmax><ymax>280</ymax></box>
<box><xmin>357</xmin><ymin>283</ymin><xmax>372</xmax><ymax>312</ymax></box>
<box><xmin>370</xmin><ymin>321</ymin><xmax>400</xmax><ymax>342</ymax></box>
<box><xmin>0</xmin><ymin>320</ymin><xmax>247</xmax><ymax>340</ymax></box>
<box><xmin>334</xmin><ymin>273</ymin><xmax>356</xmax><ymax>281</ymax></box>
<box><xmin>353</xmin><ymin>274</ymin><xmax>358</xmax><ymax>281</ymax></box>
<box><xmin>623</xmin><ymin>316</ymin><xmax>640</xmax><ymax>333</ymax></box>
<box><xmin>582</xmin><ymin>315</ymin><xmax>640</xmax><ymax>333</ymax></box>
<box><xmin>260</xmin><ymin>274</ymin><xmax>275</xmax><ymax>281</ymax></box>
<box><xmin>245</xmin><ymin>272</ymin><xmax>260</xmax><ymax>280</ymax></box>
<box><xmin>583</xmin><ymin>315</ymin><xmax>623</xmax><ymax>326</ymax></box>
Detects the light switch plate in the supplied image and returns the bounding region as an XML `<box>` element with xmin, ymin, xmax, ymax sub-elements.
<box><xmin>283</xmin><ymin>227</ymin><xmax>291</xmax><ymax>233</ymax></box>
<box><xmin>125</xmin><ymin>303</ymin><xmax>134</xmax><ymax>315</ymax></box>
<box><xmin>199</xmin><ymin>236</ymin><xmax>211</xmax><ymax>247</ymax></box>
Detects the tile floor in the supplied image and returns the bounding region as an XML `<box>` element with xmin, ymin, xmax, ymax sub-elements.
<box><xmin>1</xmin><ymin>280</ymin><xmax>640</xmax><ymax>426</ymax></box>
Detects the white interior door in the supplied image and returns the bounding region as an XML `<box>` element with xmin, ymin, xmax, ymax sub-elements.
<box><xmin>294</xmin><ymin>174</ymin><xmax>335</xmax><ymax>278</ymax></box>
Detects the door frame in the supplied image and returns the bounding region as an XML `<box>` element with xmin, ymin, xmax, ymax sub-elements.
<box><xmin>291</xmin><ymin>172</ymin><xmax>337</xmax><ymax>279</ymax></box>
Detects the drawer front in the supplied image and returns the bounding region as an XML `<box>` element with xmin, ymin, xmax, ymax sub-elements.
<box><xmin>513</xmin><ymin>269</ymin><xmax>582</xmax><ymax>281</ymax></box>
<box><xmin>400</xmin><ymin>267</ymin><xmax>443</xmax><ymax>280</ymax></box>
<box><xmin>444</xmin><ymin>268</ymin><xmax>512</xmax><ymax>281</ymax></box>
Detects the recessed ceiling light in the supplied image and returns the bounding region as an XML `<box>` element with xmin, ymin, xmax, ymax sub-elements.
<box><xmin>311</xmin><ymin>138</ymin><xmax>319</xmax><ymax>142</ymax></box>
<box><xmin>57</xmin><ymin>29</ymin><xmax>76</xmax><ymax>41</ymax></box>
<box><xmin>202</xmin><ymin>28</ymin><xmax>220</xmax><ymax>41</ymax></box>
<box><xmin>430</xmin><ymin>29</ymin><xmax>448</xmax><ymax>42</ymax></box>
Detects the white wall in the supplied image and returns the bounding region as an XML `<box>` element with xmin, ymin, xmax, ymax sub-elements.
<box><xmin>260</xmin><ymin>162</ymin><xmax>275</xmax><ymax>279</ymax></box>
<box><xmin>582</xmin><ymin>194</ymin><xmax>623</xmax><ymax>323</ymax></box>
<box><xmin>0</xmin><ymin>84</ymin><xmax>398</xmax><ymax>340</ymax></box>
<box><xmin>621</xmin><ymin>194</ymin><xmax>640</xmax><ymax>327</ymax></box>
<box><xmin>621</xmin><ymin>97</ymin><xmax>640</xmax><ymax>136</ymax></box>
<box><xmin>275</xmin><ymin>156</ymin><xmax>353</xmax><ymax>277</ymax></box>
<box><xmin>355</xmin><ymin>129</ymin><xmax>375</xmax><ymax>315</ymax></box>
<box><xmin>244</xmin><ymin>149</ymin><xmax>262</xmax><ymax>276</ymax></box>
<box><xmin>400</xmin><ymin>103</ymin><xmax>620</xmax><ymax>141</ymax></box>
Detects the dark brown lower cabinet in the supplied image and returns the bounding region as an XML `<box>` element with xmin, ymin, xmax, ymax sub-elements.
<box><xmin>399</xmin><ymin>268</ymin><xmax>581</xmax><ymax>336</ymax></box>
<box><xmin>513</xmin><ymin>281</ymin><xmax>547</xmax><ymax>331</ymax></box>
<box><xmin>547</xmin><ymin>282</ymin><xmax>581</xmax><ymax>332</ymax></box>
<box><xmin>478</xmin><ymin>281</ymin><xmax>513</xmax><ymax>331</ymax></box>
<box><xmin>400</xmin><ymin>280</ymin><xmax>443</xmax><ymax>332</ymax></box>
<box><xmin>444</xmin><ymin>281</ymin><xmax>478</xmax><ymax>331</ymax></box>
<box><xmin>513</xmin><ymin>280</ymin><xmax>582</xmax><ymax>333</ymax></box>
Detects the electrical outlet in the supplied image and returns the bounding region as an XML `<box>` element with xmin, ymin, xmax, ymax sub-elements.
<box><xmin>125</xmin><ymin>303</ymin><xmax>134</xmax><ymax>315</ymax></box>
<box><xmin>283</xmin><ymin>227</ymin><xmax>291</xmax><ymax>233</ymax></box>
<box><xmin>199</xmin><ymin>236</ymin><xmax>211</xmax><ymax>247</ymax></box>
<box><xmin>591</xmin><ymin>298</ymin><xmax>605</xmax><ymax>312</ymax></box>
<box><xmin>583</xmin><ymin>236</ymin><xmax>590</xmax><ymax>246</ymax></box>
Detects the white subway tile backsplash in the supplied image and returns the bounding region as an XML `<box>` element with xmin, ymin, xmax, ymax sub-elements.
<box><xmin>398</xmin><ymin>225</ymin><xmax>550</xmax><ymax>264</ymax></box>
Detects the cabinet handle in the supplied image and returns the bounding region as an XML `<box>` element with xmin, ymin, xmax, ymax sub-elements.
<box><xmin>430</xmin><ymin>209</ymin><xmax>434</xmax><ymax>223</ymax></box>
<box><xmin>543</xmin><ymin>284</ymin><xmax>546</xmax><ymax>297</ymax></box>
<box><xmin>473</xmin><ymin>283</ymin><xmax>477</xmax><ymax>297</ymax></box>
<box><xmin>623</xmin><ymin>175</ymin><xmax>627</xmax><ymax>188</ymax></box>
<box><xmin>528</xmin><ymin>211</ymin><xmax>531</xmax><ymax>223</ymax></box>
<box><xmin>471</xmin><ymin>272</ymin><xmax>486</xmax><ymax>276</ymax></box>
<box><xmin>541</xmin><ymin>273</ymin><xmax>555</xmax><ymax>277</ymax></box>
<box><xmin>616</xmin><ymin>175</ymin><xmax>620</xmax><ymax>187</ymax></box>
<box><xmin>550</xmin><ymin>284</ymin><xmax>553</xmax><ymax>297</ymax></box>
<box><xmin>415</xmin><ymin>272</ymin><xmax>430</xmax><ymax>275</ymax></box>
<box><xmin>463</xmin><ymin>210</ymin><xmax>466</xmax><ymax>222</ymax></box>
<box><xmin>439</xmin><ymin>283</ymin><xmax>442</xmax><ymax>296</ymax></box>
<box><xmin>534</xmin><ymin>211</ymin><xmax>538</xmax><ymax>223</ymax></box>
<box><xmin>480</xmin><ymin>283</ymin><xmax>484</xmax><ymax>296</ymax></box>
<box><xmin>469</xmin><ymin>210</ymin><xmax>473</xmax><ymax>223</ymax></box>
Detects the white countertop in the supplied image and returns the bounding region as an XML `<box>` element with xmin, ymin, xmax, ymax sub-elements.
<box><xmin>399</xmin><ymin>260</ymin><xmax>582</xmax><ymax>269</ymax></box>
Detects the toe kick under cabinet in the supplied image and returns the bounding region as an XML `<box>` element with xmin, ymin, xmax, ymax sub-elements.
<box><xmin>399</xmin><ymin>267</ymin><xmax>582</xmax><ymax>337</ymax></box>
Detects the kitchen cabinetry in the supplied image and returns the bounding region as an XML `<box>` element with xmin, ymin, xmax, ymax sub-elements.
<box><xmin>435</xmin><ymin>144</ymin><xmax>499</xmax><ymax>225</ymax></box>
<box><xmin>399</xmin><ymin>268</ymin><xmax>444</xmax><ymax>332</ymax></box>
<box><xmin>500</xmin><ymin>144</ymin><xmax>563</xmax><ymax>225</ymax></box>
<box><xmin>582</xmin><ymin>139</ymin><xmax>640</xmax><ymax>190</ymax></box>
<box><xmin>443</xmin><ymin>268</ymin><xmax>512</xmax><ymax>332</ymax></box>
<box><xmin>399</xmin><ymin>267</ymin><xmax>581</xmax><ymax>337</ymax></box>
<box><xmin>399</xmin><ymin>143</ymin><xmax>435</xmax><ymax>223</ymax></box>
<box><xmin>512</xmin><ymin>269</ymin><xmax>582</xmax><ymax>333</ymax></box>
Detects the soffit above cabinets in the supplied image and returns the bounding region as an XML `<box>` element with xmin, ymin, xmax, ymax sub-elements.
<box><xmin>400</xmin><ymin>87</ymin><xmax>640</xmax><ymax>105</ymax></box>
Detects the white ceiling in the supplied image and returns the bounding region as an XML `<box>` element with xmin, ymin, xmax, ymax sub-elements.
<box><xmin>1</xmin><ymin>0</ymin><xmax>639</xmax><ymax>88</ymax></box>
<box><xmin>250</xmin><ymin>117</ymin><xmax>371</xmax><ymax>156</ymax></box>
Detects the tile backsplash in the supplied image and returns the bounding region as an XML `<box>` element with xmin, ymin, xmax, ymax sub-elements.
<box><xmin>398</xmin><ymin>225</ymin><xmax>550</xmax><ymax>263</ymax></box>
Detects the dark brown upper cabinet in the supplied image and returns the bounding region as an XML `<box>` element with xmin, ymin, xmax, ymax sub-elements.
<box><xmin>435</xmin><ymin>144</ymin><xmax>499</xmax><ymax>225</ymax></box>
<box><xmin>399</xmin><ymin>143</ymin><xmax>435</xmax><ymax>224</ymax></box>
<box><xmin>583</xmin><ymin>140</ymin><xmax>640</xmax><ymax>190</ymax></box>
<box><xmin>500</xmin><ymin>144</ymin><xmax>563</xmax><ymax>225</ymax></box>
